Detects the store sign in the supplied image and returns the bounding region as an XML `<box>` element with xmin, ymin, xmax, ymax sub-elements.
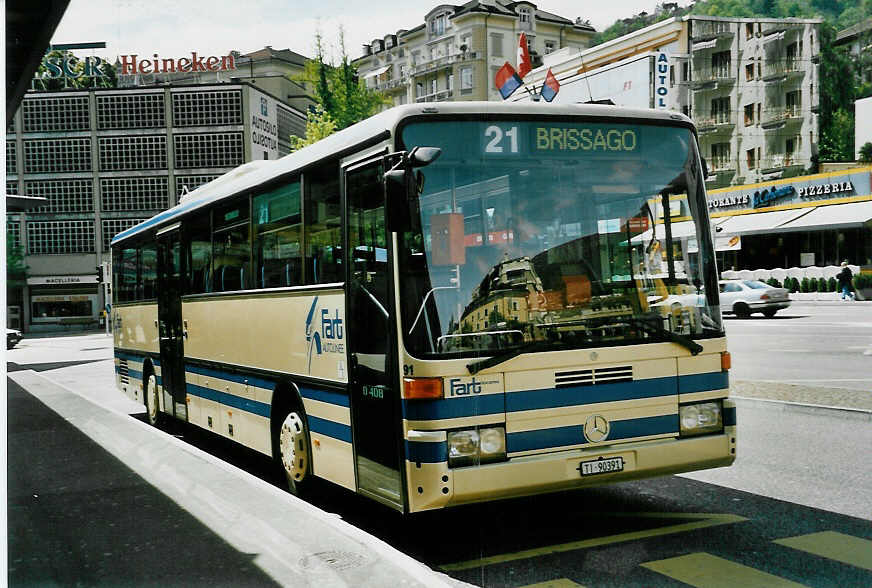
<box><xmin>248</xmin><ymin>88</ymin><xmax>279</xmax><ymax>159</ymax></box>
<box><xmin>118</xmin><ymin>52</ymin><xmax>236</xmax><ymax>75</ymax></box>
<box><xmin>40</xmin><ymin>54</ymin><xmax>110</xmax><ymax>79</ymax></box>
<box><xmin>27</xmin><ymin>275</ymin><xmax>98</xmax><ymax>285</ymax></box>
<box><xmin>654</xmin><ymin>52</ymin><xmax>670</xmax><ymax>109</ymax></box>
<box><xmin>707</xmin><ymin>169</ymin><xmax>870</xmax><ymax>212</ymax></box>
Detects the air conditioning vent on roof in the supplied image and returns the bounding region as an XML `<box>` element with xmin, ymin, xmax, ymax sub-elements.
<box><xmin>554</xmin><ymin>365</ymin><xmax>633</xmax><ymax>388</ymax></box>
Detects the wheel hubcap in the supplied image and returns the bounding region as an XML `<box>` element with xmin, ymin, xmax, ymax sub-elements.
<box><xmin>279</xmin><ymin>412</ymin><xmax>308</xmax><ymax>483</ymax></box>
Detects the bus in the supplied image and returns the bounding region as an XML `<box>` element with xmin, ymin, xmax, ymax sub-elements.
<box><xmin>111</xmin><ymin>102</ymin><xmax>735</xmax><ymax>513</ymax></box>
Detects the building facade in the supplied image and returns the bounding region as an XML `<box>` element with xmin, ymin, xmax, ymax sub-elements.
<box><xmin>517</xmin><ymin>16</ymin><xmax>821</xmax><ymax>191</ymax></box>
<box><xmin>6</xmin><ymin>76</ymin><xmax>310</xmax><ymax>332</ymax></box>
<box><xmin>354</xmin><ymin>1</ymin><xmax>595</xmax><ymax>106</ymax></box>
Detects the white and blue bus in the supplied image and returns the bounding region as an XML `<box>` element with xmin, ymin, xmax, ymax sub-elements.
<box><xmin>111</xmin><ymin>102</ymin><xmax>735</xmax><ymax>513</ymax></box>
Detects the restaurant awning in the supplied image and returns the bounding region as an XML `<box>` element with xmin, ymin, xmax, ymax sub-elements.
<box><xmin>713</xmin><ymin>208</ymin><xmax>812</xmax><ymax>235</ymax></box>
<box><xmin>775</xmin><ymin>200</ymin><xmax>872</xmax><ymax>232</ymax></box>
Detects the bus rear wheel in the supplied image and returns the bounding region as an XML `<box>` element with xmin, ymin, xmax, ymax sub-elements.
<box><xmin>278</xmin><ymin>410</ymin><xmax>312</xmax><ymax>496</ymax></box>
<box><xmin>144</xmin><ymin>371</ymin><xmax>163</xmax><ymax>427</ymax></box>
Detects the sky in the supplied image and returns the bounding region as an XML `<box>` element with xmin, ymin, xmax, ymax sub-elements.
<box><xmin>51</xmin><ymin>0</ymin><xmax>667</xmax><ymax>62</ymax></box>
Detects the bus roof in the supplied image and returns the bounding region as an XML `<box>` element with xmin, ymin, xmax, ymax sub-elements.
<box><xmin>110</xmin><ymin>102</ymin><xmax>692</xmax><ymax>246</ymax></box>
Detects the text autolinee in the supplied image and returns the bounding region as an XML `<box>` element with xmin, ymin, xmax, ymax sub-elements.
<box><xmin>119</xmin><ymin>52</ymin><xmax>236</xmax><ymax>75</ymax></box>
<box><xmin>535</xmin><ymin>127</ymin><xmax>638</xmax><ymax>152</ymax></box>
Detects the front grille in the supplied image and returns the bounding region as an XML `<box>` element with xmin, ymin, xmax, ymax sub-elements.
<box><xmin>118</xmin><ymin>359</ymin><xmax>129</xmax><ymax>384</ymax></box>
<box><xmin>554</xmin><ymin>365</ymin><xmax>633</xmax><ymax>388</ymax></box>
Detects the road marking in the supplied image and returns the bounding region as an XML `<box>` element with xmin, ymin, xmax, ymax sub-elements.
<box><xmin>774</xmin><ymin>531</ymin><xmax>872</xmax><ymax>571</ymax></box>
<box><xmin>439</xmin><ymin>513</ymin><xmax>746</xmax><ymax>572</ymax></box>
<box><xmin>640</xmin><ymin>552</ymin><xmax>807</xmax><ymax>587</ymax></box>
<box><xmin>519</xmin><ymin>580</ymin><xmax>584</xmax><ymax>588</ymax></box>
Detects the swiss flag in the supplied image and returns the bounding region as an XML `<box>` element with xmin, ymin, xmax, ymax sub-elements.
<box><xmin>517</xmin><ymin>32</ymin><xmax>532</xmax><ymax>79</ymax></box>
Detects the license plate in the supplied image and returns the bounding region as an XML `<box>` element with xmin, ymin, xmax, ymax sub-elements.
<box><xmin>579</xmin><ymin>456</ymin><xmax>624</xmax><ymax>476</ymax></box>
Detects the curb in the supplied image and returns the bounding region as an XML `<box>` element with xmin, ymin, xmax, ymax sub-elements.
<box><xmin>731</xmin><ymin>395</ymin><xmax>872</xmax><ymax>421</ymax></box>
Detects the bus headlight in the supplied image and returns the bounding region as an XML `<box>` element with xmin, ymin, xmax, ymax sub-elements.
<box><xmin>679</xmin><ymin>400</ymin><xmax>723</xmax><ymax>436</ymax></box>
<box><xmin>447</xmin><ymin>426</ymin><xmax>507</xmax><ymax>467</ymax></box>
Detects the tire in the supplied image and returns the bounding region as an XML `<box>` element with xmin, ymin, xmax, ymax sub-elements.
<box><xmin>276</xmin><ymin>409</ymin><xmax>313</xmax><ymax>496</ymax></box>
<box><xmin>733</xmin><ymin>302</ymin><xmax>751</xmax><ymax>318</ymax></box>
<box><xmin>762</xmin><ymin>309</ymin><xmax>777</xmax><ymax>318</ymax></box>
<box><xmin>144</xmin><ymin>371</ymin><xmax>163</xmax><ymax>427</ymax></box>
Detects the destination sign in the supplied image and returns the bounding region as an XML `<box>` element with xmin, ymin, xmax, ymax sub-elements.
<box><xmin>481</xmin><ymin>123</ymin><xmax>641</xmax><ymax>157</ymax></box>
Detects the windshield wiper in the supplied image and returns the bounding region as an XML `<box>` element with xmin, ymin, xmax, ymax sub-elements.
<box><xmin>467</xmin><ymin>341</ymin><xmax>563</xmax><ymax>375</ymax></box>
<box><xmin>621</xmin><ymin>317</ymin><xmax>703</xmax><ymax>355</ymax></box>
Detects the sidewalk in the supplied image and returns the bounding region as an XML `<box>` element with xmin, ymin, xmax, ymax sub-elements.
<box><xmin>7</xmin><ymin>367</ymin><xmax>469</xmax><ymax>587</ymax></box>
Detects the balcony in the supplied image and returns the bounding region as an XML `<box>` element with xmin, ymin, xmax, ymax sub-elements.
<box><xmin>708</xmin><ymin>157</ymin><xmax>736</xmax><ymax>173</ymax></box>
<box><xmin>415</xmin><ymin>89</ymin><xmax>454</xmax><ymax>103</ymax></box>
<box><xmin>692</xmin><ymin>20</ymin><xmax>735</xmax><ymax>42</ymax></box>
<box><xmin>760</xmin><ymin>153</ymin><xmax>804</xmax><ymax>173</ymax></box>
<box><xmin>692</xmin><ymin>67</ymin><xmax>736</xmax><ymax>90</ymax></box>
<box><xmin>376</xmin><ymin>78</ymin><xmax>407</xmax><ymax>92</ymax></box>
<box><xmin>695</xmin><ymin>112</ymin><xmax>736</xmax><ymax>134</ymax></box>
<box><xmin>409</xmin><ymin>51</ymin><xmax>479</xmax><ymax>76</ymax></box>
<box><xmin>762</xmin><ymin>60</ymin><xmax>805</xmax><ymax>82</ymax></box>
<box><xmin>761</xmin><ymin>106</ymin><xmax>803</xmax><ymax>129</ymax></box>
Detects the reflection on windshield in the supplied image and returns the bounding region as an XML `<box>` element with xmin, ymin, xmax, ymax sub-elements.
<box><xmin>398</xmin><ymin>120</ymin><xmax>722</xmax><ymax>358</ymax></box>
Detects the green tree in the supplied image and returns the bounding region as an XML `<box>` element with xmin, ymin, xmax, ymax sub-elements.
<box><xmin>820</xmin><ymin>107</ymin><xmax>855</xmax><ymax>161</ymax></box>
<box><xmin>294</xmin><ymin>27</ymin><xmax>388</xmax><ymax>138</ymax></box>
<box><xmin>289</xmin><ymin>106</ymin><xmax>337</xmax><ymax>151</ymax></box>
<box><xmin>859</xmin><ymin>142</ymin><xmax>872</xmax><ymax>163</ymax></box>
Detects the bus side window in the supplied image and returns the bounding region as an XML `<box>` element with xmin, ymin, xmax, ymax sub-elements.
<box><xmin>141</xmin><ymin>243</ymin><xmax>158</xmax><ymax>299</ymax></box>
<box><xmin>212</xmin><ymin>198</ymin><xmax>251</xmax><ymax>292</ymax></box>
<box><xmin>185</xmin><ymin>215</ymin><xmax>213</xmax><ymax>294</ymax></box>
<box><xmin>254</xmin><ymin>178</ymin><xmax>302</xmax><ymax>289</ymax></box>
<box><xmin>305</xmin><ymin>161</ymin><xmax>342</xmax><ymax>285</ymax></box>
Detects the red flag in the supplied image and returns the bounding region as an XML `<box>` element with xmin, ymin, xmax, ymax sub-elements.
<box><xmin>495</xmin><ymin>61</ymin><xmax>523</xmax><ymax>100</ymax></box>
<box><xmin>517</xmin><ymin>32</ymin><xmax>532</xmax><ymax>79</ymax></box>
<box><xmin>541</xmin><ymin>68</ymin><xmax>560</xmax><ymax>102</ymax></box>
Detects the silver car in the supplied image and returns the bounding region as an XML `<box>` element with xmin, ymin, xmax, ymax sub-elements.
<box><xmin>719</xmin><ymin>279</ymin><xmax>791</xmax><ymax>318</ymax></box>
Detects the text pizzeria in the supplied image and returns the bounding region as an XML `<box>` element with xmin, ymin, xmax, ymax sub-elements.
<box><xmin>119</xmin><ymin>52</ymin><xmax>236</xmax><ymax>75</ymax></box>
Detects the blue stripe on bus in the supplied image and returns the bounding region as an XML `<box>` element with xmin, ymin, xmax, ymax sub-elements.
<box><xmin>300</xmin><ymin>386</ymin><xmax>350</xmax><ymax>408</ymax></box>
<box><xmin>186</xmin><ymin>383</ymin><xmax>272</xmax><ymax>418</ymax></box>
<box><xmin>406</xmin><ymin>440</ymin><xmax>448</xmax><ymax>463</ymax></box>
<box><xmin>185</xmin><ymin>364</ymin><xmax>275</xmax><ymax>391</ymax></box>
<box><xmin>507</xmin><ymin>414</ymin><xmax>678</xmax><ymax>453</ymax></box>
<box><xmin>116</xmin><ymin>365</ymin><xmax>143</xmax><ymax>381</ymax></box>
<box><xmin>724</xmin><ymin>406</ymin><xmax>737</xmax><ymax>427</ymax></box>
<box><xmin>679</xmin><ymin>371</ymin><xmax>729</xmax><ymax>393</ymax></box>
<box><xmin>506</xmin><ymin>376</ymin><xmax>677</xmax><ymax>413</ymax></box>
<box><xmin>403</xmin><ymin>394</ymin><xmax>506</xmax><ymax>421</ymax></box>
<box><xmin>308</xmin><ymin>415</ymin><xmax>352</xmax><ymax>443</ymax></box>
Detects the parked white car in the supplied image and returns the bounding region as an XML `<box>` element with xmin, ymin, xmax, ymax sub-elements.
<box><xmin>719</xmin><ymin>279</ymin><xmax>791</xmax><ymax>318</ymax></box>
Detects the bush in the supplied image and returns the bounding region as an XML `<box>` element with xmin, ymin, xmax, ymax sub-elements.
<box><xmin>766</xmin><ymin>277</ymin><xmax>782</xmax><ymax>288</ymax></box>
<box><xmin>828</xmin><ymin>276</ymin><xmax>837</xmax><ymax>292</ymax></box>
<box><xmin>817</xmin><ymin>277</ymin><xmax>827</xmax><ymax>292</ymax></box>
<box><xmin>855</xmin><ymin>273</ymin><xmax>872</xmax><ymax>290</ymax></box>
<box><xmin>800</xmin><ymin>277</ymin><xmax>810</xmax><ymax>292</ymax></box>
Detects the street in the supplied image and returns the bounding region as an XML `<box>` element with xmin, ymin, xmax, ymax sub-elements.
<box><xmin>6</xmin><ymin>306</ymin><xmax>872</xmax><ymax>587</ymax></box>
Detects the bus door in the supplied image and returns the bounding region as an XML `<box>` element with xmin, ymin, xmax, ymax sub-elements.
<box><xmin>156</xmin><ymin>227</ymin><xmax>187</xmax><ymax>421</ymax></box>
<box><xmin>344</xmin><ymin>155</ymin><xmax>404</xmax><ymax>509</ymax></box>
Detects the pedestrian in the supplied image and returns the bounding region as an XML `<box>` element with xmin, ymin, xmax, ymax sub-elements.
<box><xmin>837</xmin><ymin>261</ymin><xmax>855</xmax><ymax>301</ymax></box>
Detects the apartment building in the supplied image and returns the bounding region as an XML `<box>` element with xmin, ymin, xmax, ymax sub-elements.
<box><xmin>6</xmin><ymin>68</ymin><xmax>311</xmax><ymax>332</ymax></box>
<box><xmin>354</xmin><ymin>1</ymin><xmax>595</xmax><ymax>106</ymax></box>
<box><xmin>516</xmin><ymin>15</ymin><xmax>821</xmax><ymax>190</ymax></box>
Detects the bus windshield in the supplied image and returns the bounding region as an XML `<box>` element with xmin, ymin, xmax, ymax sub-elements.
<box><xmin>398</xmin><ymin>118</ymin><xmax>722</xmax><ymax>358</ymax></box>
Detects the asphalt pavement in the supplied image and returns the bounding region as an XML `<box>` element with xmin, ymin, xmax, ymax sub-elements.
<box><xmin>4</xmin><ymin>307</ymin><xmax>870</xmax><ymax>586</ymax></box>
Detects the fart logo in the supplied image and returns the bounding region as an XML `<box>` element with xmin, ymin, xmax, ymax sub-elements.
<box><xmin>449</xmin><ymin>377</ymin><xmax>482</xmax><ymax>397</ymax></box>
<box><xmin>305</xmin><ymin>297</ymin><xmax>345</xmax><ymax>371</ymax></box>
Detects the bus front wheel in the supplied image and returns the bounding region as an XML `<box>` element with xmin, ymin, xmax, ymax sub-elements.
<box><xmin>144</xmin><ymin>371</ymin><xmax>163</xmax><ymax>427</ymax></box>
<box><xmin>278</xmin><ymin>410</ymin><xmax>312</xmax><ymax>496</ymax></box>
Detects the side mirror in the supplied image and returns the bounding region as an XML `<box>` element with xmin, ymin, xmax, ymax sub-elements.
<box><xmin>384</xmin><ymin>147</ymin><xmax>441</xmax><ymax>233</ymax></box>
